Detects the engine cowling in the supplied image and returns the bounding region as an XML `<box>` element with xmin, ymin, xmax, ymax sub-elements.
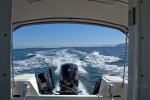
<box><xmin>59</xmin><ymin>63</ymin><xmax>79</xmax><ymax>93</ymax></box>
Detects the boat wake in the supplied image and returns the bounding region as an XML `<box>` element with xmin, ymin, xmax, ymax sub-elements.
<box><xmin>13</xmin><ymin>48</ymin><xmax>128</xmax><ymax>94</ymax></box>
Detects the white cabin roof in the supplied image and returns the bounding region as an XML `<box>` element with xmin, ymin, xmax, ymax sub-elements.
<box><xmin>13</xmin><ymin>0</ymin><xmax>128</xmax><ymax>34</ymax></box>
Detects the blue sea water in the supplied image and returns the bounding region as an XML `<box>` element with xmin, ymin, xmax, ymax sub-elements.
<box><xmin>13</xmin><ymin>47</ymin><xmax>128</xmax><ymax>95</ymax></box>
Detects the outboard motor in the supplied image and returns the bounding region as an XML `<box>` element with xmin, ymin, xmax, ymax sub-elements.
<box><xmin>37</xmin><ymin>73</ymin><xmax>51</xmax><ymax>94</ymax></box>
<box><xmin>59</xmin><ymin>63</ymin><xmax>79</xmax><ymax>94</ymax></box>
<box><xmin>93</xmin><ymin>78</ymin><xmax>102</xmax><ymax>95</ymax></box>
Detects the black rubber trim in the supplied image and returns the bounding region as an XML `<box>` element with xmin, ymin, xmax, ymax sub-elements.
<box><xmin>118</xmin><ymin>0</ymin><xmax>128</xmax><ymax>4</ymax></box>
<box><xmin>87</xmin><ymin>0</ymin><xmax>128</xmax><ymax>5</ymax></box>
<box><xmin>13</xmin><ymin>21</ymin><xmax>127</xmax><ymax>34</ymax></box>
<box><xmin>13</xmin><ymin>17</ymin><xmax>128</xmax><ymax>34</ymax></box>
<box><xmin>114</xmin><ymin>95</ymin><xmax>121</xmax><ymax>97</ymax></box>
<box><xmin>13</xmin><ymin>95</ymin><xmax>21</xmax><ymax>97</ymax></box>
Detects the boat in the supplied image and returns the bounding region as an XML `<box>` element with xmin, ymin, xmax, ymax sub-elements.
<box><xmin>12</xmin><ymin>63</ymin><xmax>127</xmax><ymax>100</ymax></box>
<box><xmin>0</xmin><ymin>0</ymin><xmax>150</xmax><ymax>100</ymax></box>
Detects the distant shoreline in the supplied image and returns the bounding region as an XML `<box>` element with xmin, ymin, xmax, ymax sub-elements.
<box><xmin>13</xmin><ymin>46</ymin><xmax>125</xmax><ymax>50</ymax></box>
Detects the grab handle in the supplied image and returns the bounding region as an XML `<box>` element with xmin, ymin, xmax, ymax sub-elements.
<box><xmin>23</xmin><ymin>84</ymin><xmax>28</xmax><ymax>99</ymax></box>
<box><xmin>109</xmin><ymin>84</ymin><xmax>114</xmax><ymax>100</ymax></box>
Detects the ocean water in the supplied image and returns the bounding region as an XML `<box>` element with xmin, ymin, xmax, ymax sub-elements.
<box><xmin>13</xmin><ymin>47</ymin><xmax>128</xmax><ymax>95</ymax></box>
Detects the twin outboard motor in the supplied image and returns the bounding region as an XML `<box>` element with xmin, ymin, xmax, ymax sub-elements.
<box><xmin>37</xmin><ymin>63</ymin><xmax>79</xmax><ymax>95</ymax></box>
<box><xmin>59</xmin><ymin>63</ymin><xmax>79</xmax><ymax>94</ymax></box>
<box><xmin>37</xmin><ymin>73</ymin><xmax>51</xmax><ymax>94</ymax></box>
<box><xmin>37</xmin><ymin>68</ymin><xmax>55</xmax><ymax>94</ymax></box>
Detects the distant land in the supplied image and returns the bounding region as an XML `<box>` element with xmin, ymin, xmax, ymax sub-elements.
<box><xmin>13</xmin><ymin>43</ymin><xmax>127</xmax><ymax>49</ymax></box>
<box><xmin>115</xmin><ymin>43</ymin><xmax>128</xmax><ymax>47</ymax></box>
<box><xmin>13</xmin><ymin>44</ymin><xmax>115</xmax><ymax>49</ymax></box>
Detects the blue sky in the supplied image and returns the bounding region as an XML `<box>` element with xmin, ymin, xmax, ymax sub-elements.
<box><xmin>13</xmin><ymin>24</ymin><xmax>125</xmax><ymax>48</ymax></box>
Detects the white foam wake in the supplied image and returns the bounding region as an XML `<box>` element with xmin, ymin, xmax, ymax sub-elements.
<box><xmin>78</xmin><ymin>81</ymin><xmax>89</xmax><ymax>95</ymax></box>
<box><xmin>13</xmin><ymin>49</ymin><xmax>88</xmax><ymax>75</ymax></box>
<box><xmin>84</xmin><ymin>51</ymin><xmax>128</xmax><ymax>79</ymax></box>
<box><xmin>13</xmin><ymin>48</ymin><xmax>128</xmax><ymax>95</ymax></box>
<box><xmin>37</xmin><ymin>49</ymin><xmax>88</xmax><ymax>75</ymax></box>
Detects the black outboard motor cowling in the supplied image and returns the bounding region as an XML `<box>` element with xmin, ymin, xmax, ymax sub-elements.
<box><xmin>37</xmin><ymin>73</ymin><xmax>51</xmax><ymax>94</ymax></box>
<box><xmin>59</xmin><ymin>63</ymin><xmax>79</xmax><ymax>93</ymax></box>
